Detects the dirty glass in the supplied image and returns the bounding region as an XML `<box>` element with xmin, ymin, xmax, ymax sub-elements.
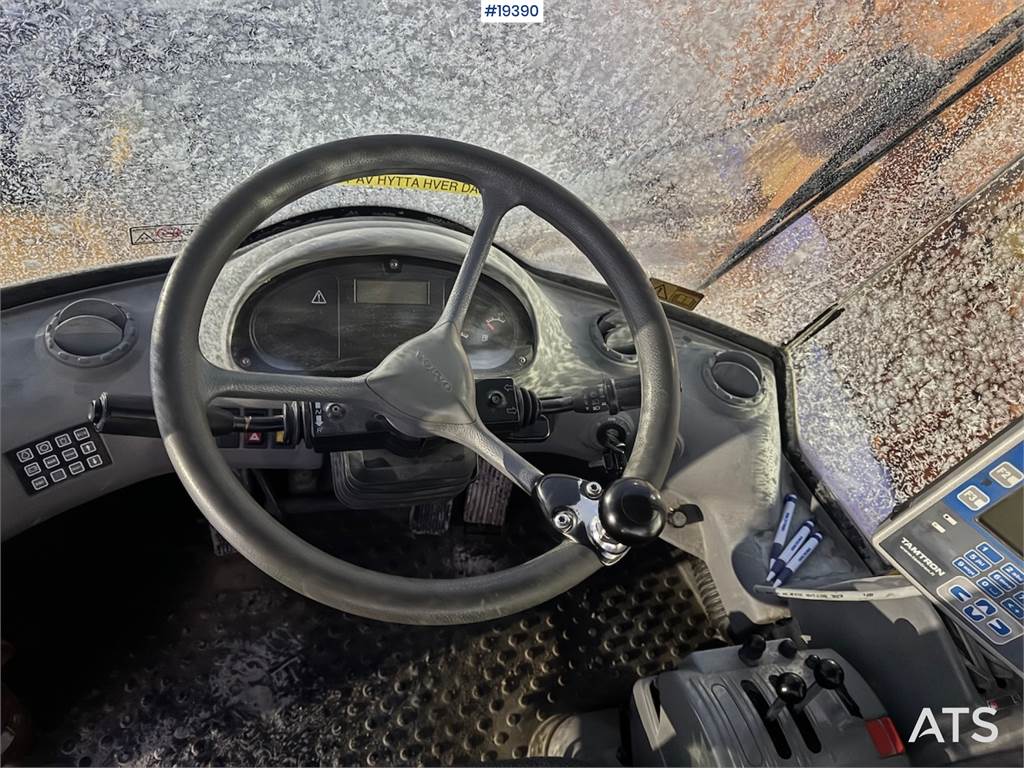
<box><xmin>701</xmin><ymin>47</ymin><xmax>1024</xmax><ymax>344</ymax></box>
<box><xmin>791</xmin><ymin>159</ymin><xmax>1023</xmax><ymax>535</ymax></box>
<box><xmin>2</xmin><ymin>0</ymin><xmax>1020</xmax><ymax>301</ymax></box>
<box><xmin>2</xmin><ymin>1</ymin><xmax>1022</xmax><ymax>529</ymax></box>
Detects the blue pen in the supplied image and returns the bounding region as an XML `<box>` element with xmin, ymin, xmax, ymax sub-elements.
<box><xmin>772</xmin><ymin>532</ymin><xmax>824</xmax><ymax>587</ymax></box>
<box><xmin>767</xmin><ymin>493</ymin><xmax>798</xmax><ymax>576</ymax></box>
<box><xmin>766</xmin><ymin>519</ymin><xmax>815</xmax><ymax>583</ymax></box>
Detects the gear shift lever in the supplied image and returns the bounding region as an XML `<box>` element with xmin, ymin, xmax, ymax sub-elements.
<box><xmin>764</xmin><ymin>672</ymin><xmax>806</xmax><ymax>722</ymax></box>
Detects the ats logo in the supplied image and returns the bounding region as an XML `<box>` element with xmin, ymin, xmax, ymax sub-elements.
<box><xmin>909</xmin><ymin>707</ymin><xmax>998</xmax><ymax>743</ymax></box>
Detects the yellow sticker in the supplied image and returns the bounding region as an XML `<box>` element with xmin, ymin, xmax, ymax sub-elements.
<box><xmin>650</xmin><ymin>277</ymin><xmax>704</xmax><ymax>310</ymax></box>
<box><xmin>339</xmin><ymin>174</ymin><xmax>480</xmax><ymax>196</ymax></box>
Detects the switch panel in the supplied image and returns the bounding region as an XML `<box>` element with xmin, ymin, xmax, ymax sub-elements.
<box><xmin>6</xmin><ymin>423</ymin><xmax>112</xmax><ymax>495</ymax></box>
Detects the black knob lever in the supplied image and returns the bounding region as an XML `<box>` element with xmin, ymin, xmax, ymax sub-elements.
<box><xmin>738</xmin><ymin>634</ymin><xmax>767</xmax><ymax>666</ymax></box>
<box><xmin>599</xmin><ymin>478</ymin><xmax>666</xmax><ymax>545</ymax></box>
<box><xmin>796</xmin><ymin>655</ymin><xmax>862</xmax><ymax>717</ymax></box>
<box><xmin>764</xmin><ymin>672</ymin><xmax>806</xmax><ymax>722</ymax></box>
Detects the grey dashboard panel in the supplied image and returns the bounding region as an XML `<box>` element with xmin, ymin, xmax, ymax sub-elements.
<box><xmin>1</xmin><ymin>216</ymin><xmax>867</xmax><ymax>628</ymax></box>
<box><xmin>1</xmin><ymin>276</ymin><xmax>171</xmax><ymax>539</ymax></box>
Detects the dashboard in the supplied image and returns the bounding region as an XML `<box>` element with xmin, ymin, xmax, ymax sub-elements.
<box><xmin>1</xmin><ymin>214</ymin><xmax>870</xmax><ymax>630</ymax></box>
<box><xmin>230</xmin><ymin>256</ymin><xmax>534</xmax><ymax>376</ymax></box>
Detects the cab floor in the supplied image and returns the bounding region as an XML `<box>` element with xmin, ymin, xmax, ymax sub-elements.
<box><xmin>2</xmin><ymin>477</ymin><xmax>714</xmax><ymax>766</ymax></box>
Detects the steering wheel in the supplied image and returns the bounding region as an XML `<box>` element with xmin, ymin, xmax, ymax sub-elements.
<box><xmin>151</xmin><ymin>135</ymin><xmax>680</xmax><ymax>625</ymax></box>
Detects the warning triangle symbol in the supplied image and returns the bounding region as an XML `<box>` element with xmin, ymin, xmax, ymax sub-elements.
<box><xmin>134</xmin><ymin>231</ymin><xmax>157</xmax><ymax>244</ymax></box>
<box><xmin>311</xmin><ymin>290</ymin><xmax>327</xmax><ymax>305</ymax></box>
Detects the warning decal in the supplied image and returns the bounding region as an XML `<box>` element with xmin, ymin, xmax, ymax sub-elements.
<box><xmin>650</xmin><ymin>277</ymin><xmax>704</xmax><ymax>310</ymax></box>
<box><xmin>339</xmin><ymin>175</ymin><xmax>480</xmax><ymax>196</ymax></box>
<box><xmin>129</xmin><ymin>223</ymin><xmax>198</xmax><ymax>245</ymax></box>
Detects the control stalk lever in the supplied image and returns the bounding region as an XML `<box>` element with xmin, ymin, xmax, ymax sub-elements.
<box><xmin>538</xmin><ymin>375</ymin><xmax>641</xmax><ymax>416</ymax></box>
<box><xmin>90</xmin><ymin>393</ymin><xmax>292</xmax><ymax>441</ymax></box>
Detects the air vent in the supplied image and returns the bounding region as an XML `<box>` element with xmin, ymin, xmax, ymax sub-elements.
<box><xmin>591</xmin><ymin>310</ymin><xmax>637</xmax><ymax>364</ymax></box>
<box><xmin>44</xmin><ymin>298</ymin><xmax>136</xmax><ymax>367</ymax></box>
<box><xmin>702</xmin><ymin>350</ymin><xmax>765</xmax><ymax>406</ymax></box>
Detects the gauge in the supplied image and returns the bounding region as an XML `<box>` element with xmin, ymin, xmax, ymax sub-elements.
<box><xmin>461</xmin><ymin>306</ymin><xmax>518</xmax><ymax>369</ymax></box>
<box><xmin>232</xmin><ymin>257</ymin><xmax>534</xmax><ymax>376</ymax></box>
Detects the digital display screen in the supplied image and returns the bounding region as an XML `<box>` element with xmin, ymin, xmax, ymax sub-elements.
<box><xmin>978</xmin><ymin>488</ymin><xmax>1023</xmax><ymax>557</ymax></box>
<box><xmin>355</xmin><ymin>279</ymin><xmax>429</xmax><ymax>305</ymax></box>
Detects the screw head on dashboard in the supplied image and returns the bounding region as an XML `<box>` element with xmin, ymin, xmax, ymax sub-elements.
<box><xmin>583</xmin><ymin>481</ymin><xmax>602</xmax><ymax>499</ymax></box>
<box><xmin>239</xmin><ymin>356</ymin><xmax>252</xmax><ymax>368</ymax></box>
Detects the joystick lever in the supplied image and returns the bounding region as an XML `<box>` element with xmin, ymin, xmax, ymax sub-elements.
<box><xmin>764</xmin><ymin>672</ymin><xmax>806</xmax><ymax>723</ymax></box>
<box><xmin>795</xmin><ymin>655</ymin><xmax>862</xmax><ymax>718</ymax></box>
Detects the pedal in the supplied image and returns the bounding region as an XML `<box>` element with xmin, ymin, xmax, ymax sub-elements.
<box><xmin>208</xmin><ymin>525</ymin><xmax>236</xmax><ymax>557</ymax></box>
<box><xmin>463</xmin><ymin>461</ymin><xmax>512</xmax><ymax>526</ymax></box>
<box><xmin>410</xmin><ymin>500</ymin><xmax>453</xmax><ymax>535</ymax></box>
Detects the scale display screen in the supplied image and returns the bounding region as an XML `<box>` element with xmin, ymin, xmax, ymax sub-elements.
<box><xmin>978</xmin><ymin>488</ymin><xmax>1023</xmax><ymax>557</ymax></box>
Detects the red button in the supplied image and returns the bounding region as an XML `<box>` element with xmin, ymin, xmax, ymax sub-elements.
<box><xmin>245</xmin><ymin>430</ymin><xmax>265</xmax><ymax>447</ymax></box>
<box><xmin>865</xmin><ymin>716</ymin><xmax>905</xmax><ymax>757</ymax></box>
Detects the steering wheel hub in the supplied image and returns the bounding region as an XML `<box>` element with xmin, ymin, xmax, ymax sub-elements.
<box><xmin>366</xmin><ymin>321</ymin><xmax>477</xmax><ymax>427</ymax></box>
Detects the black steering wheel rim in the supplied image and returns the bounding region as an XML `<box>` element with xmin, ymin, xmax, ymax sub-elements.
<box><xmin>151</xmin><ymin>135</ymin><xmax>680</xmax><ymax>625</ymax></box>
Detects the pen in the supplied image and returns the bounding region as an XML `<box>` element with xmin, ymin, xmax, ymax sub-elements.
<box><xmin>772</xmin><ymin>532</ymin><xmax>824</xmax><ymax>587</ymax></box>
<box><xmin>767</xmin><ymin>493</ymin><xmax>798</xmax><ymax>576</ymax></box>
<box><xmin>766</xmin><ymin>519</ymin><xmax>815</xmax><ymax>583</ymax></box>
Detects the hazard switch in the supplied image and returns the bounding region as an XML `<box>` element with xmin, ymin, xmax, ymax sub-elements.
<box><xmin>244</xmin><ymin>430</ymin><xmax>266</xmax><ymax>448</ymax></box>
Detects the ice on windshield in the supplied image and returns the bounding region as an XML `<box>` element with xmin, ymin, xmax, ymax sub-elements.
<box><xmin>792</xmin><ymin>158</ymin><xmax>1023</xmax><ymax>534</ymax></box>
<box><xmin>2</xmin><ymin>0</ymin><xmax>1019</xmax><ymax>296</ymax></box>
<box><xmin>2</xmin><ymin>1</ymin><xmax>1021</xmax><ymax>529</ymax></box>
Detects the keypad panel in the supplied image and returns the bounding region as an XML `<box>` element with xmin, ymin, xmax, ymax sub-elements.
<box><xmin>6</xmin><ymin>424</ymin><xmax>111</xmax><ymax>495</ymax></box>
<box><xmin>937</xmin><ymin>576</ymin><xmax>1023</xmax><ymax>645</ymax></box>
<box><xmin>876</xmin><ymin>437</ymin><xmax>1023</xmax><ymax>673</ymax></box>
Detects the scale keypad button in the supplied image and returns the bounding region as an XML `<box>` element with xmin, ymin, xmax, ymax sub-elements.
<box><xmin>965</xmin><ymin>550</ymin><xmax>991</xmax><ymax>571</ymax></box>
<box><xmin>977</xmin><ymin>542</ymin><xmax>1004</xmax><ymax>565</ymax></box>
<box><xmin>952</xmin><ymin>558</ymin><xmax>978</xmax><ymax>577</ymax></box>
<box><xmin>977</xmin><ymin>578</ymin><xmax>1003</xmax><ymax>598</ymax></box>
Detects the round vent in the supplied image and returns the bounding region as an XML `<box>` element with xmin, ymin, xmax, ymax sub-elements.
<box><xmin>45</xmin><ymin>298</ymin><xmax>137</xmax><ymax>367</ymax></box>
<box><xmin>591</xmin><ymin>310</ymin><xmax>637</xmax><ymax>364</ymax></box>
<box><xmin>702</xmin><ymin>350</ymin><xmax>765</xmax><ymax>406</ymax></box>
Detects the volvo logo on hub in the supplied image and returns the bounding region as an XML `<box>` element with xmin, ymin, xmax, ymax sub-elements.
<box><xmin>414</xmin><ymin>349</ymin><xmax>453</xmax><ymax>393</ymax></box>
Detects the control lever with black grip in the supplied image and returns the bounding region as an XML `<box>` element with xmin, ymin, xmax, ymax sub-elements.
<box><xmin>538</xmin><ymin>375</ymin><xmax>641</xmax><ymax>416</ymax></box>
<box><xmin>795</xmin><ymin>655</ymin><xmax>863</xmax><ymax>718</ymax></box>
<box><xmin>764</xmin><ymin>672</ymin><xmax>807</xmax><ymax>723</ymax></box>
<box><xmin>90</xmin><ymin>393</ymin><xmax>293</xmax><ymax>441</ymax></box>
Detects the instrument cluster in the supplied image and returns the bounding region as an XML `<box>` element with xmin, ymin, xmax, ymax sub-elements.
<box><xmin>230</xmin><ymin>256</ymin><xmax>535</xmax><ymax>376</ymax></box>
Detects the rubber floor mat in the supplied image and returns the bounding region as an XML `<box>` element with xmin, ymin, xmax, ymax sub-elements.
<box><xmin>4</xmin><ymin>478</ymin><xmax>714</xmax><ymax>766</ymax></box>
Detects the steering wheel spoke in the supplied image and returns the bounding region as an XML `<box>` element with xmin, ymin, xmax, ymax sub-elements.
<box><xmin>424</xmin><ymin>418</ymin><xmax>543</xmax><ymax>494</ymax></box>
<box><xmin>198</xmin><ymin>358</ymin><xmax>376</xmax><ymax>407</ymax></box>
<box><xmin>437</xmin><ymin>197</ymin><xmax>510</xmax><ymax>330</ymax></box>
